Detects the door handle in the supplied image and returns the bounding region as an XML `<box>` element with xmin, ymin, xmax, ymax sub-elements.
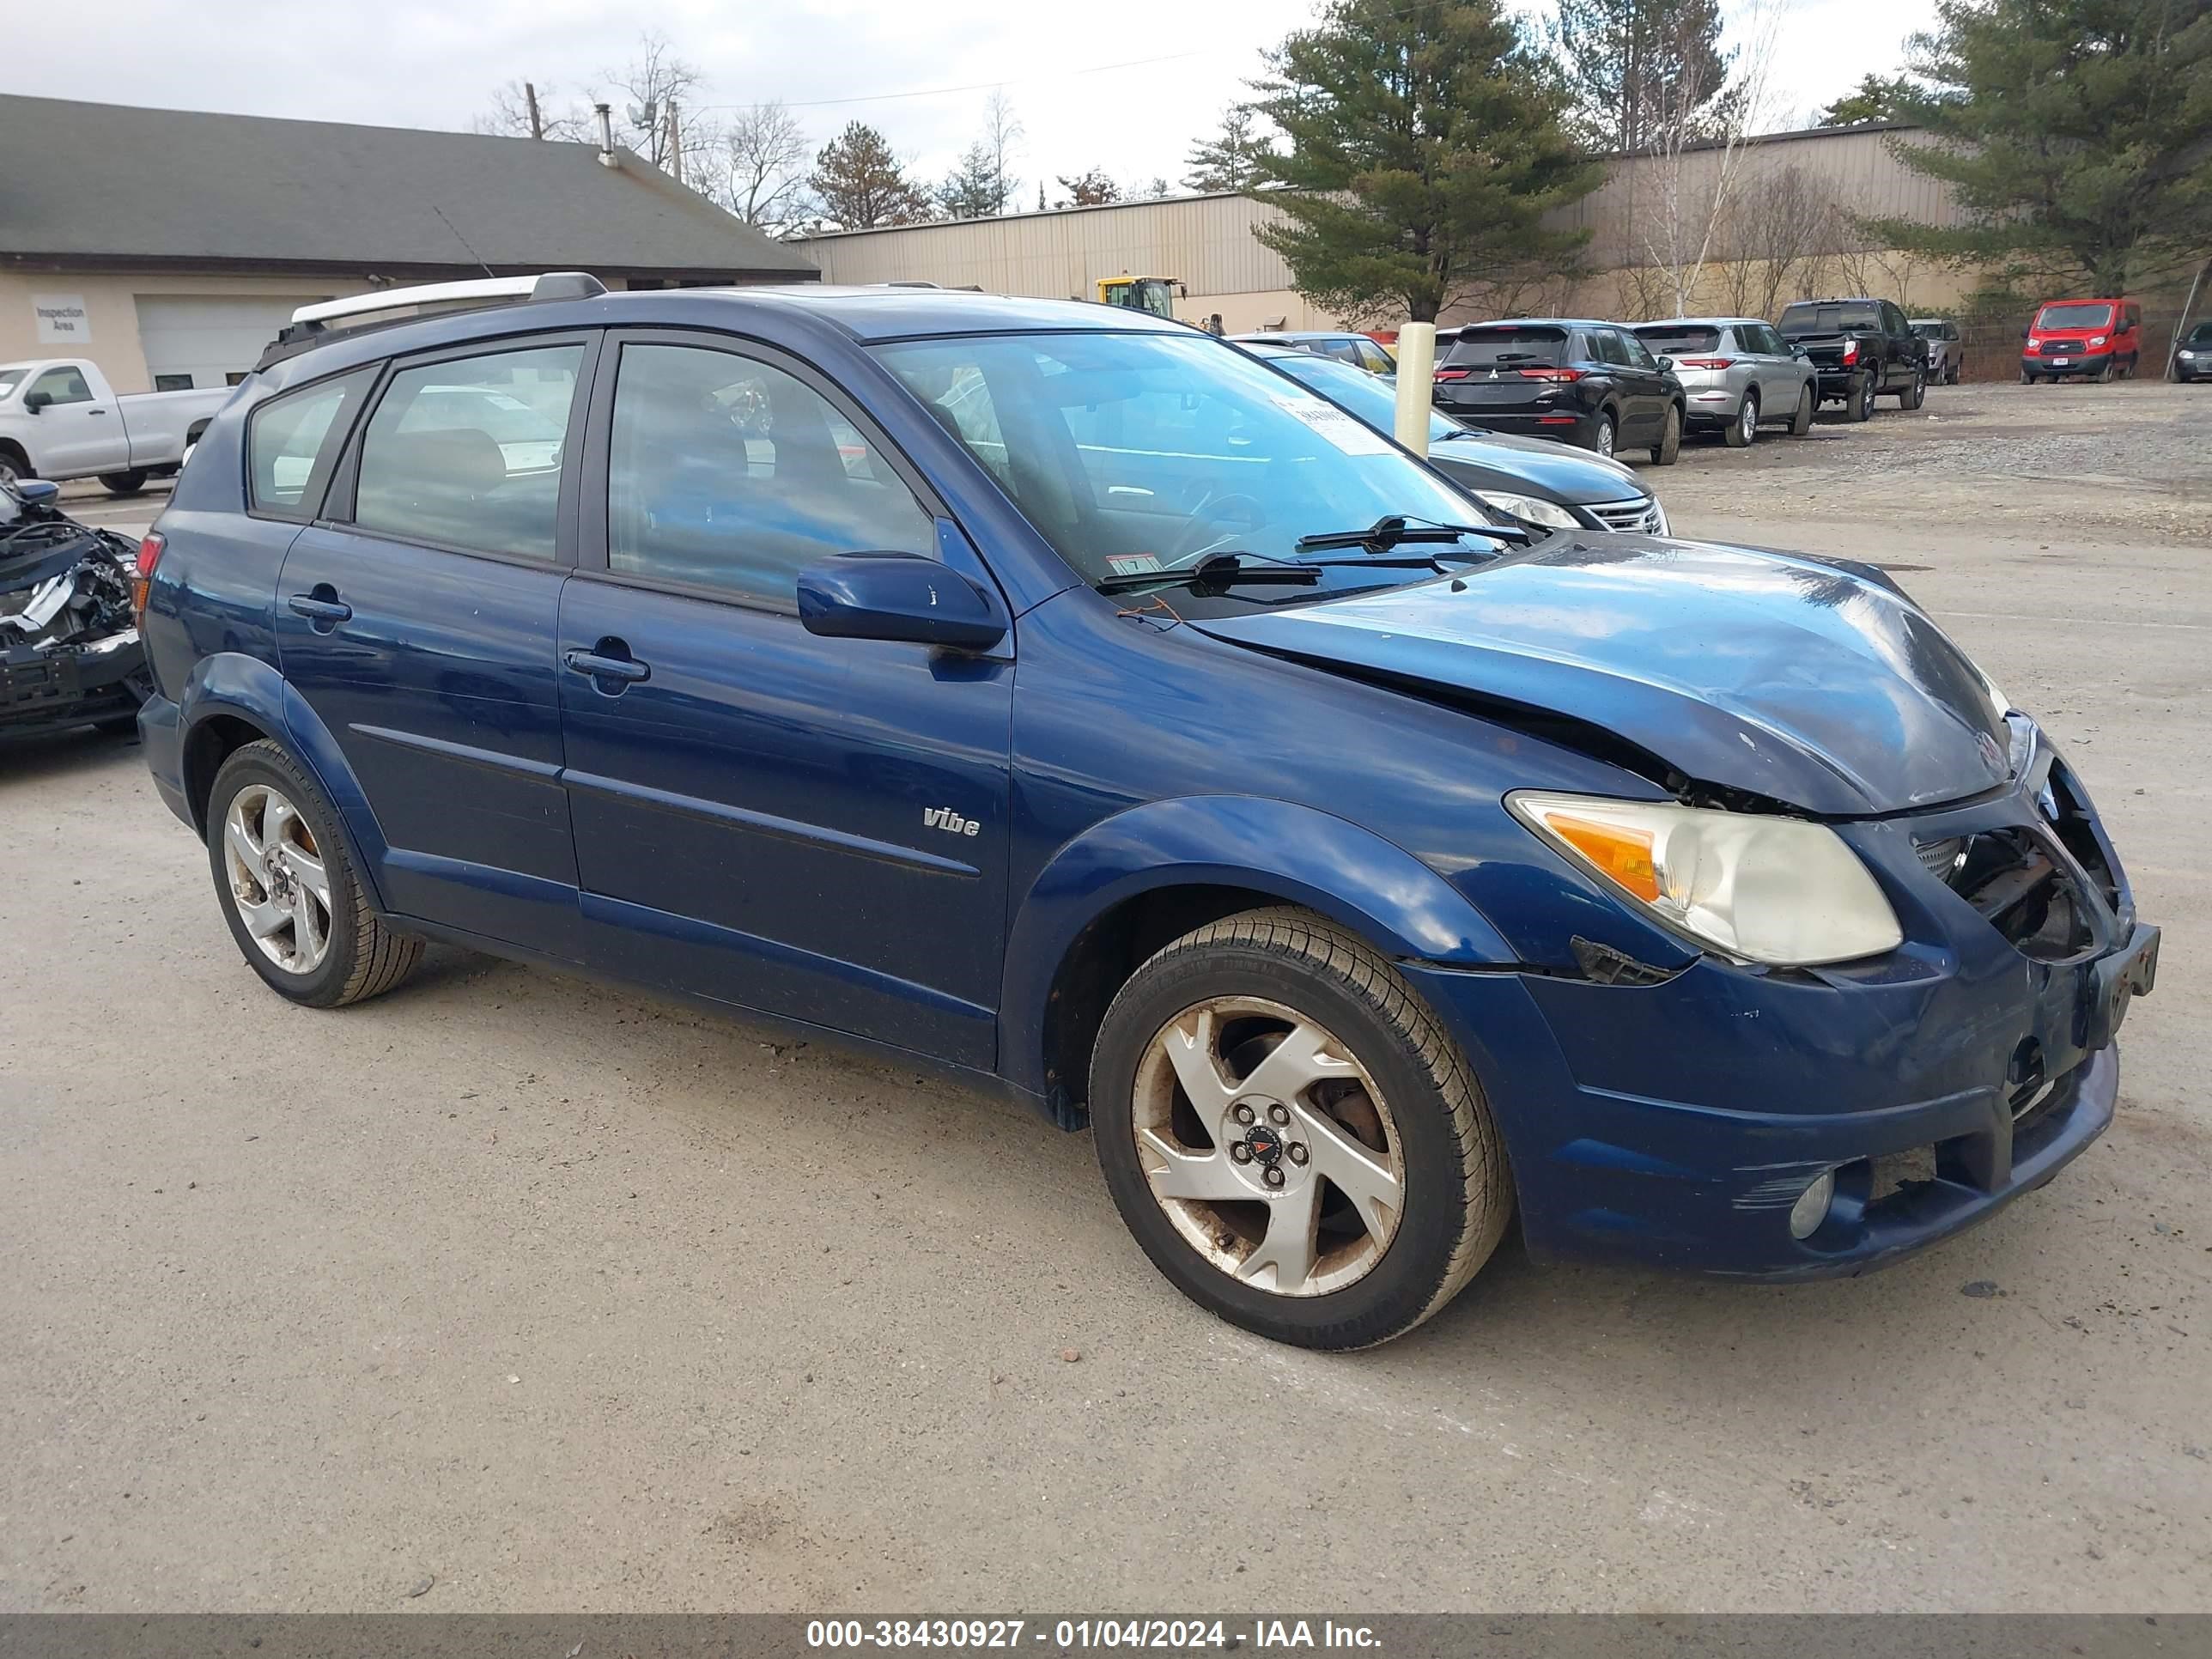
<box><xmin>88</xmin><ymin>408</ymin><xmax>108</xmax><ymax>416</ymax></box>
<box><xmin>564</xmin><ymin>648</ymin><xmax>651</xmax><ymax>684</ymax></box>
<box><xmin>287</xmin><ymin>592</ymin><xmax>353</xmax><ymax>624</ymax></box>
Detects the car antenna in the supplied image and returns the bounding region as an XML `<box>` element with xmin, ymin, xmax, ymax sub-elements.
<box><xmin>430</xmin><ymin>204</ymin><xmax>497</xmax><ymax>278</ymax></box>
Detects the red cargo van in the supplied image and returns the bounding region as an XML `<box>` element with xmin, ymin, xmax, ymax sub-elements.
<box><xmin>2021</xmin><ymin>297</ymin><xmax>2142</xmax><ymax>382</ymax></box>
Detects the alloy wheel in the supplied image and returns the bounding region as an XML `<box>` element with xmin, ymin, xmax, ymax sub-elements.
<box><xmin>222</xmin><ymin>784</ymin><xmax>333</xmax><ymax>975</ymax></box>
<box><xmin>1593</xmin><ymin>416</ymin><xmax>1615</xmax><ymax>459</ymax></box>
<box><xmin>1131</xmin><ymin>995</ymin><xmax>1406</xmax><ymax>1297</ymax></box>
<box><xmin>1738</xmin><ymin>396</ymin><xmax>1758</xmax><ymax>444</ymax></box>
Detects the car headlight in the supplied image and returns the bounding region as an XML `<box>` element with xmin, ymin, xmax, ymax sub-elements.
<box><xmin>2026</xmin><ymin>337</ymin><xmax>2041</xmax><ymax>350</ymax></box>
<box><xmin>1508</xmin><ymin>793</ymin><xmax>1904</xmax><ymax>966</ymax></box>
<box><xmin>1474</xmin><ymin>489</ymin><xmax>1580</xmax><ymax>531</ymax></box>
<box><xmin>2181</xmin><ymin>349</ymin><xmax>2197</xmax><ymax>361</ymax></box>
<box><xmin>2089</xmin><ymin>335</ymin><xmax>2107</xmax><ymax>347</ymax></box>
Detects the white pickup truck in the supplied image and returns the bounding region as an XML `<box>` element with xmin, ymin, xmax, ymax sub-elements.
<box><xmin>0</xmin><ymin>358</ymin><xmax>232</xmax><ymax>495</ymax></box>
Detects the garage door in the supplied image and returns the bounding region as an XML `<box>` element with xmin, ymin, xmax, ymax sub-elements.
<box><xmin>133</xmin><ymin>295</ymin><xmax>331</xmax><ymax>391</ymax></box>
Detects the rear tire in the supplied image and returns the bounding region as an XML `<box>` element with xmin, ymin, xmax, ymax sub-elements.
<box><xmin>1587</xmin><ymin>410</ymin><xmax>1618</xmax><ymax>459</ymax></box>
<box><xmin>206</xmin><ymin>740</ymin><xmax>423</xmax><ymax>1010</ymax></box>
<box><xmin>1090</xmin><ymin>907</ymin><xmax>1513</xmax><ymax>1350</ymax></box>
<box><xmin>0</xmin><ymin>447</ymin><xmax>29</xmax><ymax>487</ymax></box>
<box><xmin>1850</xmin><ymin>373</ymin><xmax>1876</xmax><ymax>420</ymax></box>
<box><xmin>1789</xmin><ymin>382</ymin><xmax>1814</xmax><ymax>435</ymax></box>
<box><xmin>1724</xmin><ymin>389</ymin><xmax>1758</xmax><ymax>447</ymax></box>
<box><xmin>98</xmin><ymin>470</ymin><xmax>149</xmax><ymax>496</ymax></box>
<box><xmin>1649</xmin><ymin>403</ymin><xmax>1681</xmax><ymax>465</ymax></box>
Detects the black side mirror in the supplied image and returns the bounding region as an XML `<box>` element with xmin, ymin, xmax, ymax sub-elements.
<box><xmin>797</xmin><ymin>551</ymin><xmax>1006</xmax><ymax>652</ymax></box>
<box><xmin>1656</xmin><ymin>356</ymin><xmax>1674</xmax><ymax>373</ymax></box>
<box><xmin>21</xmin><ymin>390</ymin><xmax>51</xmax><ymax>413</ymax></box>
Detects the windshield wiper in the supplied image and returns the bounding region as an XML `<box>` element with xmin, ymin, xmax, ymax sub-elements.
<box><xmin>1295</xmin><ymin>514</ymin><xmax>1527</xmax><ymax>553</ymax></box>
<box><xmin>1096</xmin><ymin>553</ymin><xmax>1321</xmax><ymax>594</ymax></box>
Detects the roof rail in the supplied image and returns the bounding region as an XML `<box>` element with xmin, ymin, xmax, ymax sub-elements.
<box><xmin>289</xmin><ymin>270</ymin><xmax>606</xmax><ymax>326</ymax></box>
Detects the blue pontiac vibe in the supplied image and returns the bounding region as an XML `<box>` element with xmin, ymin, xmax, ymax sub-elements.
<box><xmin>134</xmin><ymin>279</ymin><xmax>2159</xmax><ymax>1347</ymax></box>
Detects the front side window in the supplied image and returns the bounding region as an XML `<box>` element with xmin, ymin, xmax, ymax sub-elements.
<box><xmin>353</xmin><ymin>343</ymin><xmax>582</xmax><ymax>560</ymax></box>
<box><xmin>1619</xmin><ymin>331</ymin><xmax>1662</xmax><ymax>371</ymax></box>
<box><xmin>606</xmin><ymin>343</ymin><xmax>933</xmax><ymax>605</ymax></box>
<box><xmin>248</xmin><ymin>367</ymin><xmax>376</xmax><ymax>518</ymax></box>
<box><xmin>875</xmin><ymin>331</ymin><xmax>1504</xmax><ymax>613</ymax></box>
<box><xmin>30</xmin><ymin>367</ymin><xmax>93</xmax><ymax>405</ymax></box>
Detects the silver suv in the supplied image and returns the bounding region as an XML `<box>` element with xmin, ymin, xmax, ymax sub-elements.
<box><xmin>1912</xmin><ymin>319</ymin><xmax>1965</xmax><ymax>385</ymax></box>
<box><xmin>1632</xmin><ymin>318</ymin><xmax>1818</xmax><ymax>447</ymax></box>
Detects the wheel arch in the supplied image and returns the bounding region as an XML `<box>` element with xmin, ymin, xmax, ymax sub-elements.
<box><xmin>177</xmin><ymin>651</ymin><xmax>392</xmax><ymax>911</ymax></box>
<box><xmin>1001</xmin><ymin>796</ymin><xmax>1517</xmax><ymax>1127</ymax></box>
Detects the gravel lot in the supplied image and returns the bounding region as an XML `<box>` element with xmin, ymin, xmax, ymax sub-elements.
<box><xmin>3</xmin><ymin>380</ymin><xmax>2208</xmax><ymax>1613</ymax></box>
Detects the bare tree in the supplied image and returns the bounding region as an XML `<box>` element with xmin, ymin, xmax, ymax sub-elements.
<box><xmin>1632</xmin><ymin>0</ymin><xmax>1794</xmax><ymax>316</ymax></box>
<box><xmin>1718</xmin><ymin>162</ymin><xmax>1835</xmax><ymax>316</ymax></box>
<box><xmin>726</xmin><ymin>101</ymin><xmax>813</xmax><ymax>230</ymax></box>
<box><xmin>471</xmin><ymin>79</ymin><xmax>589</xmax><ymax>143</ymax></box>
<box><xmin>596</xmin><ymin>31</ymin><xmax>710</xmax><ymax>173</ymax></box>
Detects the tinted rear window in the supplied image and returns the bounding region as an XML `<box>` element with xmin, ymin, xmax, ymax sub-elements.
<box><xmin>1445</xmin><ymin>326</ymin><xmax>1569</xmax><ymax>368</ymax></box>
<box><xmin>2036</xmin><ymin>303</ymin><xmax>2114</xmax><ymax>331</ymax></box>
<box><xmin>1635</xmin><ymin>325</ymin><xmax>1721</xmax><ymax>354</ymax></box>
<box><xmin>1779</xmin><ymin>303</ymin><xmax>1881</xmax><ymax>334</ymax></box>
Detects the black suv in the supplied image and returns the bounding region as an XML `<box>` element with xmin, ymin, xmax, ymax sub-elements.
<box><xmin>1432</xmin><ymin>320</ymin><xmax>1685</xmax><ymax>465</ymax></box>
<box><xmin>1776</xmin><ymin>297</ymin><xmax>1927</xmax><ymax>421</ymax></box>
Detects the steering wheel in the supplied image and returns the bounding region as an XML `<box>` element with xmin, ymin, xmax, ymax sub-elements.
<box><xmin>1167</xmin><ymin>489</ymin><xmax>1268</xmax><ymax>564</ymax></box>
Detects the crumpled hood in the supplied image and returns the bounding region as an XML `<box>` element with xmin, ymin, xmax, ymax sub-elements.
<box><xmin>1191</xmin><ymin>536</ymin><xmax>2012</xmax><ymax>816</ymax></box>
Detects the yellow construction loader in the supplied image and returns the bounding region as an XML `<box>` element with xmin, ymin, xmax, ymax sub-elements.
<box><xmin>1095</xmin><ymin>276</ymin><xmax>1186</xmax><ymax>320</ymax></box>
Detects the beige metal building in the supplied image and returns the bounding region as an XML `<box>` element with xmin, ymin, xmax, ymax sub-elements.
<box><xmin>801</xmin><ymin>124</ymin><xmax>1975</xmax><ymax>331</ymax></box>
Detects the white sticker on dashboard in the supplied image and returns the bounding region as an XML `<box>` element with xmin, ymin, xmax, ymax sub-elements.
<box><xmin>1270</xmin><ymin>395</ymin><xmax>1395</xmax><ymax>457</ymax></box>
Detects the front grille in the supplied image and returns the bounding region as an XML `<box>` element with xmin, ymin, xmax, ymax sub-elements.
<box><xmin>1589</xmin><ymin>497</ymin><xmax>1662</xmax><ymax>534</ymax></box>
<box><xmin>2037</xmin><ymin>340</ymin><xmax>2090</xmax><ymax>357</ymax></box>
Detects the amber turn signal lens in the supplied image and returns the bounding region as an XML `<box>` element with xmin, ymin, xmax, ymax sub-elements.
<box><xmin>1543</xmin><ymin>812</ymin><xmax>1661</xmax><ymax>903</ymax></box>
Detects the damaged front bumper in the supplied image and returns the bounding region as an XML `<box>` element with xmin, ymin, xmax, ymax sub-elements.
<box><xmin>2</xmin><ymin>627</ymin><xmax>149</xmax><ymax>736</ymax></box>
<box><xmin>1</xmin><ymin>509</ymin><xmax>151</xmax><ymax>739</ymax></box>
<box><xmin>1406</xmin><ymin>726</ymin><xmax>2157</xmax><ymax>1279</ymax></box>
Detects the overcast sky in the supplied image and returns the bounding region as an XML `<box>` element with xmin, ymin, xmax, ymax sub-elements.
<box><xmin>9</xmin><ymin>0</ymin><xmax>1923</xmax><ymax>204</ymax></box>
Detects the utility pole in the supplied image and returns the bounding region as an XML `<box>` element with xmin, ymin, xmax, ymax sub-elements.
<box><xmin>524</xmin><ymin>81</ymin><xmax>544</xmax><ymax>141</ymax></box>
<box><xmin>665</xmin><ymin>100</ymin><xmax>684</xmax><ymax>184</ymax></box>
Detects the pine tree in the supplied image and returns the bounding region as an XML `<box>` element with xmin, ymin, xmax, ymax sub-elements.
<box><xmin>1814</xmin><ymin>72</ymin><xmax>1916</xmax><ymax>126</ymax></box>
<box><xmin>1873</xmin><ymin>0</ymin><xmax>2212</xmax><ymax>292</ymax></box>
<box><xmin>810</xmin><ymin>122</ymin><xmax>933</xmax><ymax>229</ymax></box>
<box><xmin>1253</xmin><ymin>0</ymin><xmax>1604</xmax><ymax>323</ymax></box>
<box><xmin>1548</xmin><ymin>0</ymin><xmax>1735</xmax><ymax>151</ymax></box>
<box><xmin>1182</xmin><ymin>106</ymin><xmax>1274</xmax><ymax>192</ymax></box>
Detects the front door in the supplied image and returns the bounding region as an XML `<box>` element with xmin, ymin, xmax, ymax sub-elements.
<box><xmin>273</xmin><ymin>334</ymin><xmax>595</xmax><ymax>954</ymax></box>
<box><xmin>1612</xmin><ymin>328</ymin><xmax>1671</xmax><ymax>442</ymax></box>
<box><xmin>25</xmin><ymin>365</ymin><xmax>128</xmax><ymax>475</ymax></box>
<box><xmin>556</xmin><ymin>331</ymin><xmax>1013</xmax><ymax>1068</ymax></box>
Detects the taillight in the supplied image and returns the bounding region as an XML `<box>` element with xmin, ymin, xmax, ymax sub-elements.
<box><xmin>1516</xmin><ymin>367</ymin><xmax>1584</xmax><ymax>382</ymax></box>
<box><xmin>132</xmin><ymin>530</ymin><xmax>165</xmax><ymax>617</ymax></box>
<box><xmin>1839</xmin><ymin>340</ymin><xmax>1859</xmax><ymax>364</ymax></box>
<box><xmin>1432</xmin><ymin>368</ymin><xmax>1469</xmax><ymax>382</ymax></box>
<box><xmin>1676</xmin><ymin>357</ymin><xmax>1735</xmax><ymax>370</ymax></box>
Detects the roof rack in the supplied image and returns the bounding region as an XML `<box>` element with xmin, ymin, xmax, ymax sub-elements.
<box><xmin>256</xmin><ymin>271</ymin><xmax>609</xmax><ymax>371</ymax></box>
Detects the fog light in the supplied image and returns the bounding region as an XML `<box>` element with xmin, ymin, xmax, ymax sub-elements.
<box><xmin>1788</xmin><ymin>1170</ymin><xmax>1836</xmax><ymax>1240</ymax></box>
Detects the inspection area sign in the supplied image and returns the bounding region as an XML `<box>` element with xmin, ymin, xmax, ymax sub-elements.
<box><xmin>32</xmin><ymin>293</ymin><xmax>91</xmax><ymax>344</ymax></box>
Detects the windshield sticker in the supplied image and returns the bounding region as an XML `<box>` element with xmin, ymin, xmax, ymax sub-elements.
<box><xmin>1107</xmin><ymin>554</ymin><xmax>1164</xmax><ymax>576</ymax></box>
<box><xmin>1271</xmin><ymin>394</ymin><xmax>1395</xmax><ymax>457</ymax></box>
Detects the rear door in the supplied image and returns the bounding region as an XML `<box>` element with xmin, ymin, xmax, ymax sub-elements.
<box><xmin>555</xmin><ymin>329</ymin><xmax>1013</xmax><ymax>1067</ymax></box>
<box><xmin>273</xmin><ymin>333</ymin><xmax>595</xmax><ymax>955</ymax></box>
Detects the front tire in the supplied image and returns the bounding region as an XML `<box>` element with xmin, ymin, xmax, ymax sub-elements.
<box><xmin>1649</xmin><ymin>403</ymin><xmax>1682</xmax><ymax>465</ymax></box>
<box><xmin>1789</xmin><ymin>382</ymin><xmax>1814</xmax><ymax>435</ymax></box>
<box><xmin>1724</xmin><ymin>389</ymin><xmax>1758</xmax><ymax>447</ymax></box>
<box><xmin>99</xmin><ymin>470</ymin><xmax>149</xmax><ymax>496</ymax></box>
<box><xmin>1090</xmin><ymin>908</ymin><xmax>1512</xmax><ymax>1350</ymax></box>
<box><xmin>1899</xmin><ymin>369</ymin><xmax>1925</xmax><ymax>410</ymax></box>
<box><xmin>206</xmin><ymin>740</ymin><xmax>422</xmax><ymax>1009</ymax></box>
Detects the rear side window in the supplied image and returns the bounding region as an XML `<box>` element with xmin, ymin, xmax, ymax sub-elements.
<box><xmin>247</xmin><ymin>368</ymin><xmax>376</xmax><ymax>520</ymax></box>
<box><xmin>1636</xmin><ymin>325</ymin><xmax>1720</xmax><ymax>355</ymax></box>
<box><xmin>605</xmin><ymin>343</ymin><xmax>933</xmax><ymax>607</ymax></box>
<box><xmin>1447</xmin><ymin>326</ymin><xmax>1569</xmax><ymax>368</ymax></box>
<box><xmin>352</xmin><ymin>343</ymin><xmax>582</xmax><ymax>561</ymax></box>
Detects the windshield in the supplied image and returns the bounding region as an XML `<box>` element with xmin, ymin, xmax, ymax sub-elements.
<box><xmin>1261</xmin><ymin>350</ymin><xmax>1462</xmax><ymax>447</ymax></box>
<box><xmin>874</xmin><ymin>331</ymin><xmax>1501</xmax><ymax>605</ymax></box>
<box><xmin>2191</xmin><ymin>322</ymin><xmax>2212</xmax><ymax>345</ymax></box>
<box><xmin>1779</xmin><ymin>302</ymin><xmax>1880</xmax><ymax>335</ymax></box>
<box><xmin>2036</xmin><ymin>303</ymin><xmax>2114</xmax><ymax>331</ymax></box>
